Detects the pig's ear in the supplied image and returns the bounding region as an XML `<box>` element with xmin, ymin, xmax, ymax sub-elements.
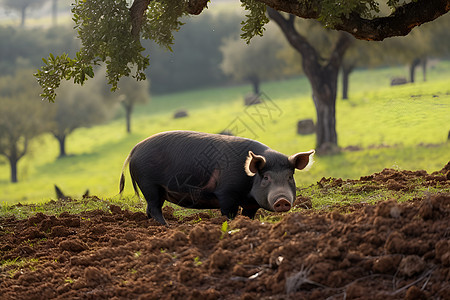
<box><xmin>244</xmin><ymin>151</ymin><xmax>266</xmax><ymax>176</ymax></box>
<box><xmin>289</xmin><ymin>150</ymin><xmax>315</xmax><ymax>171</ymax></box>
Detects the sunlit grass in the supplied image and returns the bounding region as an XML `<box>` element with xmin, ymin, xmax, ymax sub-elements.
<box><xmin>0</xmin><ymin>63</ymin><xmax>449</xmax><ymax>205</ymax></box>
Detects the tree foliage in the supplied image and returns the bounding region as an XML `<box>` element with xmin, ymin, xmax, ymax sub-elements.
<box><xmin>35</xmin><ymin>0</ymin><xmax>449</xmax><ymax>102</ymax></box>
<box><xmin>220</xmin><ymin>24</ymin><xmax>288</xmax><ymax>93</ymax></box>
<box><xmin>0</xmin><ymin>25</ymin><xmax>79</xmax><ymax>75</ymax></box>
<box><xmin>143</xmin><ymin>12</ymin><xmax>241</xmax><ymax>94</ymax></box>
<box><xmin>48</xmin><ymin>75</ymin><xmax>118</xmax><ymax>157</ymax></box>
<box><xmin>107</xmin><ymin>71</ymin><xmax>150</xmax><ymax>133</ymax></box>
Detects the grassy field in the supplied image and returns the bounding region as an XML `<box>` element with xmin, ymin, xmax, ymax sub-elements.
<box><xmin>0</xmin><ymin>62</ymin><xmax>449</xmax><ymax>206</ymax></box>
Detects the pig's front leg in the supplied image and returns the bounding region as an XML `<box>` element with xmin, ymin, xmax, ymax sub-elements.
<box><xmin>241</xmin><ymin>207</ymin><xmax>259</xmax><ymax>219</ymax></box>
<box><xmin>240</xmin><ymin>197</ymin><xmax>260</xmax><ymax>219</ymax></box>
<box><xmin>216</xmin><ymin>191</ymin><xmax>240</xmax><ymax>219</ymax></box>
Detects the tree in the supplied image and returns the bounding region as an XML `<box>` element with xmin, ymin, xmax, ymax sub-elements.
<box><xmin>268</xmin><ymin>8</ymin><xmax>353</xmax><ymax>153</ymax></box>
<box><xmin>404</xmin><ymin>13</ymin><xmax>450</xmax><ymax>82</ymax></box>
<box><xmin>0</xmin><ymin>71</ymin><xmax>48</xmax><ymax>182</ymax></box>
<box><xmin>112</xmin><ymin>75</ymin><xmax>150</xmax><ymax>133</ymax></box>
<box><xmin>35</xmin><ymin>0</ymin><xmax>450</xmax><ymax>103</ymax></box>
<box><xmin>0</xmin><ymin>25</ymin><xmax>80</xmax><ymax>75</ymax></box>
<box><xmin>340</xmin><ymin>39</ymin><xmax>383</xmax><ymax>99</ymax></box>
<box><xmin>2</xmin><ymin>0</ymin><xmax>47</xmax><ymax>27</ymax></box>
<box><xmin>275</xmin><ymin>17</ymin><xmax>359</xmax><ymax>100</ymax></box>
<box><xmin>51</xmin><ymin>0</ymin><xmax>57</xmax><ymax>26</ymax></box>
<box><xmin>142</xmin><ymin>12</ymin><xmax>241</xmax><ymax>94</ymax></box>
<box><xmin>220</xmin><ymin>24</ymin><xmax>288</xmax><ymax>95</ymax></box>
<box><xmin>48</xmin><ymin>79</ymin><xmax>117</xmax><ymax>158</ymax></box>
<box><xmin>362</xmin><ymin>13</ymin><xmax>450</xmax><ymax>85</ymax></box>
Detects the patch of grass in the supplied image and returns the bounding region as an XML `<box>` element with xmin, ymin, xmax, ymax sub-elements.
<box><xmin>1</xmin><ymin>257</ymin><xmax>40</xmax><ymax>278</ymax></box>
<box><xmin>296</xmin><ymin>176</ymin><xmax>448</xmax><ymax>211</ymax></box>
<box><xmin>0</xmin><ymin>196</ymin><xmax>144</xmax><ymax>219</ymax></box>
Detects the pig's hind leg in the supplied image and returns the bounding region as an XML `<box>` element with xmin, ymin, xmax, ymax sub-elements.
<box><xmin>139</xmin><ymin>183</ymin><xmax>167</xmax><ymax>225</ymax></box>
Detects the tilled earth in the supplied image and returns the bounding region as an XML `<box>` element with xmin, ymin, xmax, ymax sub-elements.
<box><xmin>1</xmin><ymin>164</ymin><xmax>449</xmax><ymax>299</ymax></box>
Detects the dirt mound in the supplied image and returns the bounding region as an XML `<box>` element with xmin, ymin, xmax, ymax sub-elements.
<box><xmin>1</xmin><ymin>165</ymin><xmax>449</xmax><ymax>299</ymax></box>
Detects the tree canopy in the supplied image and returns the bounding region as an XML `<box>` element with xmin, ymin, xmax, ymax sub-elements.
<box><xmin>220</xmin><ymin>24</ymin><xmax>288</xmax><ymax>95</ymax></box>
<box><xmin>35</xmin><ymin>0</ymin><xmax>450</xmax><ymax>102</ymax></box>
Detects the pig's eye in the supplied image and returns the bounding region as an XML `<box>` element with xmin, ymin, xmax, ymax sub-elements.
<box><xmin>263</xmin><ymin>175</ymin><xmax>269</xmax><ymax>181</ymax></box>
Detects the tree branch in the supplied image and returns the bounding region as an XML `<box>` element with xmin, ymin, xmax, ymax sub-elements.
<box><xmin>267</xmin><ymin>8</ymin><xmax>314</xmax><ymax>58</ymax></box>
<box><xmin>334</xmin><ymin>0</ymin><xmax>450</xmax><ymax>41</ymax></box>
<box><xmin>17</xmin><ymin>138</ymin><xmax>28</xmax><ymax>161</ymax></box>
<box><xmin>329</xmin><ymin>32</ymin><xmax>353</xmax><ymax>69</ymax></box>
<box><xmin>186</xmin><ymin>0</ymin><xmax>209</xmax><ymax>15</ymax></box>
<box><xmin>132</xmin><ymin>0</ymin><xmax>449</xmax><ymax>41</ymax></box>
<box><xmin>252</xmin><ymin>0</ymin><xmax>448</xmax><ymax>41</ymax></box>
<box><xmin>130</xmin><ymin>0</ymin><xmax>151</xmax><ymax>38</ymax></box>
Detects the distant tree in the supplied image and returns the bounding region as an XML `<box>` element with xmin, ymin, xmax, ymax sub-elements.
<box><xmin>0</xmin><ymin>70</ymin><xmax>48</xmax><ymax>183</ymax></box>
<box><xmin>143</xmin><ymin>12</ymin><xmax>241</xmax><ymax>94</ymax></box>
<box><xmin>0</xmin><ymin>25</ymin><xmax>79</xmax><ymax>75</ymax></box>
<box><xmin>48</xmin><ymin>79</ymin><xmax>117</xmax><ymax>158</ymax></box>
<box><xmin>2</xmin><ymin>0</ymin><xmax>47</xmax><ymax>27</ymax></box>
<box><xmin>113</xmin><ymin>76</ymin><xmax>150</xmax><ymax>133</ymax></box>
<box><xmin>340</xmin><ymin>39</ymin><xmax>384</xmax><ymax>99</ymax></box>
<box><xmin>357</xmin><ymin>14</ymin><xmax>450</xmax><ymax>84</ymax></box>
<box><xmin>407</xmin><ymin>13</ymin><xmax>450</xmax><ymax>82</ymax></box>
<box><xmin>51</xmin><ymin>0</ymin><xmax>57</xmax><ymax>26</ymax></box>
<box><xmin>220</xmin><ymin>24</ymin><xmax>288</xmax><ymax>95</ymax></box>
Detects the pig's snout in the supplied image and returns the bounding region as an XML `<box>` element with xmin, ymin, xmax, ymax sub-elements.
<box><xmin>273</xmin><ymin>198</ymin><xmax>291</xmax><ymax>212</ymax></box>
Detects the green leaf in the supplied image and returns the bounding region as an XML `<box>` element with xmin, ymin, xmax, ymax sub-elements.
<box><xmin>240</xmin><ymin>0</ymin><xmax>269</xmax><ymax>43</ymax></box>
<box><xmin>221</xmin><ymin>220</ymin><xmax>229</xmax><ymax>234</ymax></box>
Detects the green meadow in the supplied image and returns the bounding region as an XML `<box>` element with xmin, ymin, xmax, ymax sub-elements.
<box><xmin>1</xmin><ymin>62</ymin><xmax>449</xmax><ymax>206</ymax></box>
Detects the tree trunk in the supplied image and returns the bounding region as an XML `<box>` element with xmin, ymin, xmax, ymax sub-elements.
<box><xmin>268</xmin><ymin>8</ymin><xmax>352</xmax><ymax>153</ymax></box>
<box><xmin>3</xmin><ymin>138</ymin><xmax>28</xmax><ymax>183</ymax></box>
<box><xmin>52</xmin><ymin>0</ymin><xmax>58</xmax><ymax>26</ymax></box>
<box><xmin>313</xmin><ymin>96</ymin><xmax>337</xmax><ymax>146</ymax></box>
<box><xmin>122</xmin><ymin>101</ymin><xmax>133</xmax><ymax>134</ymax></box>
<box><xmin>9</xmin><ymin>156</ymin><xmax>18</xmax><ymax>183</ymax></box>
<box><xmin>410</xmin><ymin>58</ymin><xmax>421</xmax><ymax>83</ymax></box>
<box><xmin>126</xmin><ymin>106</ymin><xmax>132</xmax><ymax>133</ymax></box>
<box><xmin>20</xmin><ymin>6</ymin><xmax>26</xmax><ymax>27</ymax></box>
<box><xmin>421</xmin><ymin>57</ymin><xmax>427</xmax><ymax>82</ymax></box>
<box><xmin>56</xmin><ymin>134</ymin><xmax>67</xmax><ymax>158</ymax></box>
<box><xmin>248</xmin><ymin>75</ymin><xmax>260</xmax><ymax>95</ymax></box>
<box><xmin>341</xmin><ymin>63</ymin><xmax>354</xmax><ymax>100</ymax></box>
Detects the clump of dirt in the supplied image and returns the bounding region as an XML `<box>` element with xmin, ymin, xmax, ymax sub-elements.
<box><xmin>1</xmin><ymin>164</ymin><xmax>449</xmax><ymax>299</ymax></box>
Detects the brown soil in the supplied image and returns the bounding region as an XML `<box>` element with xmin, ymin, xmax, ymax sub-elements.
<box><xmin>1</xmin><ymin>164</ymin><xmax>449</xmax><ymax>299</ymax></box>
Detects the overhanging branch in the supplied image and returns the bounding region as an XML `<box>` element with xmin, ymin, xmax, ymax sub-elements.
<box><xmin>130</xmin><ymin>0</ymin><xmax>449</xmax><ymax>40</ymax></box>
<box><xmin>130</xmin><ymin>0</ymin><xmax>150</xmax><ymax>37</ymax></box>
<box><xmin>260</xmin><ymin>0</ymin><xmax>450</xmax><ymax>41</ymax></box>
<box><xmin>334</xmin><ymin>0</ymin><xmax>450</xmax><ymax>40</ymax></box>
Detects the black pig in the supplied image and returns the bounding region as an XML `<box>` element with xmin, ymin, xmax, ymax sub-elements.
<box><xmin>119</xmin><ymin>131</ymin><xmax>314</xmax><ymax>225</ymax></box>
